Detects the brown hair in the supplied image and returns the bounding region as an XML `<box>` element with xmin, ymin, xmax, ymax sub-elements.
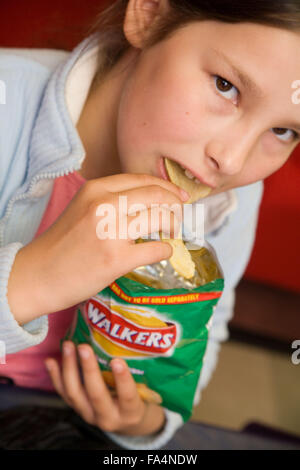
<box><xmin>86</xmin><ymin>0</ymin><xmax>300</xmax><ymax>92</ymax></box>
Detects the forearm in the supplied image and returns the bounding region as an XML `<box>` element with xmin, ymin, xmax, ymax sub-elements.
<box><xmin>0</xmin><ymin>242</ymin><xmax>49</xmax><ymax>354</ymax></box>
<box><xmin>117</xmin><ymin>403</ymin><xmax>166</xmax><ymax>437</ymax></box>
<box><xmin>6</xmin><ymin>240</ymin><xmax>48</xmax><ymax>326</ymax></box>
<box><xmin>7</xmin><ymin>234</ymin><xmax>68</xmax><ymax>326</ymax></box>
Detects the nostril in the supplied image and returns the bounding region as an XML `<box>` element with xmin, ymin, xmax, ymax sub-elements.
<box><xmin>209</xmin><ymin>156</ymin><xmax>220</xmax><ymax>170</ymax></box>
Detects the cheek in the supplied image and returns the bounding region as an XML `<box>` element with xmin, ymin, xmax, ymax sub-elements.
<box><xmin>116</xmin><ymin>70</ymin><xmax>205</xmax><ymax>165</ymax></box>
<box><xmin>147</xmin><ymin>76</ymin><xmax>206</xmax><ymax>143</ymax></box>
<box><xmin>238</xmin><ymin>152</ymin><xmax>290</xmax><ymax>187</ymax></box>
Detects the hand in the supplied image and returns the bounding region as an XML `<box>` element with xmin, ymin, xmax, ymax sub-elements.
<box><xmin>8</xmin><ymin>173</ymin><xmax>188</xmax><ymax>325</ymax></box>
<box><xmin>45</xmin><ymin>341</ymin><xmax>166</xmax><ymax>436</ymax></box>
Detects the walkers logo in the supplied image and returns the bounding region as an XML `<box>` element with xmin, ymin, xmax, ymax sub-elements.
<box><xmin>83</xmin><ymin>297</ymin><xmax>179</xmax><ymax>359</ymax></box>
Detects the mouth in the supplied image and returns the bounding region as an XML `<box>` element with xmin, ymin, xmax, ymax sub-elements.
<box><xmin>160</xmin><ymin>156</ymin><xmax>215</xmax><ymax>203</ymax></box>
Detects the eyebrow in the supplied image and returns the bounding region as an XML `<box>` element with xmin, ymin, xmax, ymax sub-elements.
<box><xmin>209</xmin><ymin>47</ymin><xmax>266</xmax><ymax>99</ymax></box>
<box><xmin>209</xmin><ymin>48</ymin><xmax>300</xmax><ymax>132</ymax></box>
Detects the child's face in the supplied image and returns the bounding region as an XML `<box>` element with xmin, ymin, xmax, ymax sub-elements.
<box><xmin>115</xmin><ymin>20</ymin><xmax>300</xmax><ymax>196</ymax></box>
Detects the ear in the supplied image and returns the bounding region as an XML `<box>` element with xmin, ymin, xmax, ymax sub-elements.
<box><xmin>123</xmin><ymin>0</ymin><xmax>170</xmax><ymax>49</ymax></box>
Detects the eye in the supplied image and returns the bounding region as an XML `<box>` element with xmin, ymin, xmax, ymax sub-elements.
<box><xmin>272</xmin><ymin>127</ymin><xmax>299</xmax><ymax>143</ymax></box>
<box><xmin>214</xmin><ymin>75</ymin><xmax>239</xmax><ymax>103</ymax></box>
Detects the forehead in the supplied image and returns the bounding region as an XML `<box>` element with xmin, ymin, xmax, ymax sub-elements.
<box><xmin>174</xmin><ymin>20</ymin><xmax>300</xmax><ymax>69</ymax></box>
<box><xmin>169</xmin><ymin>21</ymin><xmax>300</xmax><ymax>124</ymax></box>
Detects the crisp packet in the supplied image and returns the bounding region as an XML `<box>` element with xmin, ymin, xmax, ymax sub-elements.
<box><xmin>63</xmin><ymin>239</ymin><xmax>224</xmax><ymax>422</ymax></box>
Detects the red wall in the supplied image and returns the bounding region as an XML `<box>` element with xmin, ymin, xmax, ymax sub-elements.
<box><xmin>0</xmin><ymin>0</ymin><xmax>109</xmax><ymax>50</ymax></box>
<box><xmin>1</xmin><ymin>0</ymin><xmax>299</xmax><ymax>292</ymax></box>
<box><xmin>244</xmin><ymin>151</ymin><xmax>300</xmax><ymax>293</ymax></box>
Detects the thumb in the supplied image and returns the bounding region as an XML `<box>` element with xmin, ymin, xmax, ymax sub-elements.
<box><xmin>127</xmin><ymin>240</ymin><xmax>173</xmax><ymax>270</ymax></box>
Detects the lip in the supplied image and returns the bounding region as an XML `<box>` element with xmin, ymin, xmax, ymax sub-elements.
<box><xmin>158</xmin><ymin>156</ymin><xmax>170</xmax><ymax>181</ymax></box>
<box><xmin>159</xmin><ymin>156</ymin><xmax>217</xmax><ymax>189</ymax></box>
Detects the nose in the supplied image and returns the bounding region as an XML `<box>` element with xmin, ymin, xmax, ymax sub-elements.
<box><xmin>205</xmin><ymin>128</ymin><xmax>257</xmax><ymax>176</ymax></box>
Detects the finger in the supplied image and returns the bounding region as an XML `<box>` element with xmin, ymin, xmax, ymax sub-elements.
<box><xmin>126</xmin><ymin>205</ymin><xmax>183</xmax><ymax>240</ymax></box>
<box><xmin>89</xmin><ymin>173</ymin><xmax>189</xmax><ymax>201</ymax></box>
<box><xmin>44</xmin><ymin>358</ymin><xmax>70</xmax><ymax>405</ymax></box>
<box><xmin>119</xmin><ymin>185</ymin><xmax>184</xmax><ymax>216</ymax></box>
<box><xmin>61</xmin><ymin>341</ymin><xmax>95</xmax><ymax>424</ymax></box>
<box><xmin>77</xmin><ymin>345</ymin><xmax>119</xmax><ymax>428</ymax></box>
<box><xmin>127</xmin><ymin>239</ymin><xmax>173</xmax><ymax>267</ymax></box>
<box><xmin>110</xmin><ymin>359</ymin><xmax>143</xmax><ymax>415</ymax></box>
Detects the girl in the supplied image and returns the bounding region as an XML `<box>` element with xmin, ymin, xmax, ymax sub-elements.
<box><xmin>1</xmin><ymin>0</ymin><xmax>300</xmax><ymax>450</ymax></box>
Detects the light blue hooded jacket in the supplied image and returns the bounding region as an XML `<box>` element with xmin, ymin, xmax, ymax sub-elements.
<box><xmin>0</xmin><ymin>34</ymin><xmax>263</xmax><ymax>449</ymax></box>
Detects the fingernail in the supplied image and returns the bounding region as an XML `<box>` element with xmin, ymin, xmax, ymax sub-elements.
<box><xmin>111</xmin><ymin>360</ymin><xmax>123</xmax><ymax>373</ymax></box>
<box><xmin>179</xmin><ymin>189</ymin><xmax>190</xmax><ymax>201</ymax></box>
<box><xmin>44</xmin><ymin>360</ymin><xmax>52</xmax><ymax>371</ymax></box>
<box><xmin>78</xmin><ymin>346</ymin><xmax>90</xmax><ymax>360</ymax></box>
<box><xmin>63</xmin><ymin>342</ymin><xmax>72</xmax><ymax>356</ymax></box>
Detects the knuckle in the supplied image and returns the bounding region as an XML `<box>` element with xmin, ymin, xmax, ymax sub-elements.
<box><xmin>89</xmin><ymin>392</ymin><xmax>102</xmax><ymax>405</ymax></box>
<box><xmin>94</xmin><ymin>194</ymin><xmax>118</xmax><ymax>217</ymax></box>
<box><xmin>80</xmin><ymin>180</ymin><xmax>97</xmax><ymax>202</ymax></box>
<box><xmin>122</xmin><ymin>391</ymin><xmax>137</xmax><ymax>404</ymax></box>
<box><xmin>97</xmin><ymin>417</ymin><xmax>117</xmax><ymax>433</ymax></box>
<box><xmin>84</xmin><ymin>178</ymin><xmax>100</xmax><ymax>193</ymax></box>
<box><xmin>88</xmin><ymin>198</ymin><xmax>104</xmax><ymax>218</ymax></box>
<box><xmin>64</xmin><ymin>396</ymin><xmax>74</xmax><ymax>408</ymax></box>
<box><xmin>138</xmin><ymin>173</ymin><xmax>155</xmax><ymax>185</ymax></box>
<box><xmin>64</xmin><ymin>391</ymin><xmax>76</xmax><ymax>404</ymax></box>
<box><xmin>126</xmin><ymin>414</ymin><xmax>141</xmax><ymax>427</ymax></box>
<box><xmin>149</xmin><ymin>185</ymin><xmax>165</xmax><ymax>201</ymax></box>
<box><xmin>84</xmin><ymin>183</ymin><xmax>111</xmax><ymax>211</ymax></box>
<box><xmin>82</xmin><ymin>414</ymin><xmax>95</xmax><ymax>426</ymax></box>
<box><xmin>100</xmin><ymin>247</ymin><xmax>118</xmax><ymax>267</ymax></box>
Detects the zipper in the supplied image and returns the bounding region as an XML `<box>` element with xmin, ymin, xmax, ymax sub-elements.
<box><xmin>0</xmin><ymin>162</ymin><xmax>82</xmax><ymax>247</ymax></box>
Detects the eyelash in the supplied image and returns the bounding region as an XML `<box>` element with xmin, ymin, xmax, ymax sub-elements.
<box><xmin>213</xmin><ymin>75</ymin><xmax>300</xmax><ymax>143</ymax></box>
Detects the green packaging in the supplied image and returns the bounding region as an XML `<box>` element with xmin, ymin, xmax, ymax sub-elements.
<box><xmin>63</xmin><ymin>241</ymin><xmax>224</xmax><ymax>422</ymax></box>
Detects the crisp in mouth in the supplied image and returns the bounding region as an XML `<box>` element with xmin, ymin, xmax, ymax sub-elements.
<box><xmin>177</xmin><ymin>163</ymin><xmax>204</xmax><ymax>185</ymax></box>
<box><xmin>163</xmin><ymin>157</ymin><xmax>214</xmax><ymax>187</ymax></box>
<box><xmin>163</xmin><ymin>157</ymin><xmax>213</xmax><ymax>203</ymax></box>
